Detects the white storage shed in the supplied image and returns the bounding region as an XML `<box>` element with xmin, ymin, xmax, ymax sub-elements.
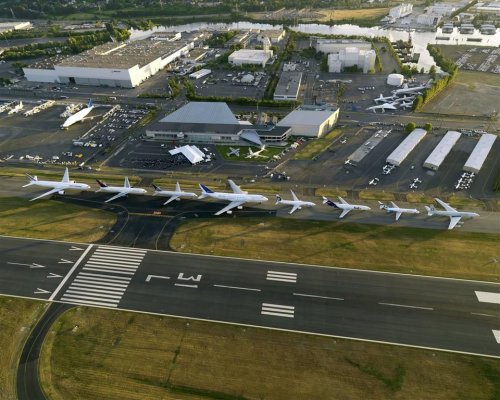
<box><xmin>386</xmin><ymin>128</ymin><xmax>427</xmax><ymax>166</ymax></box>
<box><xmin>423</xmin><ymin>131</ymin><xmax>461</xmax><ymax>170</ymax></box>
<box><xmin>463</xmin><ymin>133</ymin><xmax>497</xmax><ymax>173</ymax></box>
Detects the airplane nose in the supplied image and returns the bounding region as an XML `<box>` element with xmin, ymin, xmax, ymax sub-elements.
<box><xmin>263</xmin><ymin>196</ymin><xmax>269</xmax><ymax>202</ymax></box>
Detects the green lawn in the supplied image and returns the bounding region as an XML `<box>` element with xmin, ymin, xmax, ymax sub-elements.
<box><xmin>216</xmin><ymin>145</ymin><xmax>284</xmax><ymax>162</ymax></box>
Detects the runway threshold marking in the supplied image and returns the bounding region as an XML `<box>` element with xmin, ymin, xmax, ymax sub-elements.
<box><xmin>294</xmin><ymin>293</ymin><xmax>344</xmax><ymax>301</ymax></box>
<box><xmin>266</xmin><ymin>270</ymin><xmax>297</xmax><ymax>283</ymax></box>
<box><xmin>146</xmin><ymin>274</ymin><xmax>171</xmax><ymax>282</ymax></box>
<box><xmin>493</xmin><ymin>330</ymin><xmax>500</xmax><ymax>344</ymax></box>
<box><xmin>261</xmin><ymin>303</ymin><xmax>295</xmax><ymax>318</ymax></box>
<box><xmin>379</xmin><ymin>302</ymin><xmax>434</xmax><ymax>311</ymax></box>
<box><xmin>213</xmin><ymin>284</ymin><xmax>261</xmax><ymax>292</ymax></box>
<box><xmin>475</xmin><ymin>291</ymin><xmax>500</xmax><ymax>305</ymax></box>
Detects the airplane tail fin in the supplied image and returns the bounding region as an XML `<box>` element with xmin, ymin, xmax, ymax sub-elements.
<box><xmin>23</xmin><ymin>173</ymin><xmax>37</xmax><ymax>187</ymax></box>
<box><xmin>322</xmin><ymin>196</ymin><xmax>329</xmax><ymax>205</ymax></box>
<box><xmin>87</xmin><ymin>99</ymin><xmax>93</xmax><ymax>108</ymax></box>
<box><xmin>96</xmin><ymin>179</ymin><xmax>108</xmax><ymax>188</ymax></box>
<box><xmin>425</xmin><ymin>205</ymin><xmax>435</xmax><ymax>216</ymax></box>
<box><xmin>275</xmin><ymin>194</ymin><xmax>282</xmax><ymax>205</ymax></box>
<box><xmin>199</xmin><ymin>184</ymin><xmax>213</xmax><ymax>199</ymax></box>
<box><xmin>152</xmin><ymin>183</ymin><xmax>162</xmax><ymax>193</ymax></box>
<box><xmin>378</xmin><ymin>201</ymin><xmax>386</xmax><ymax>210</ymax></box>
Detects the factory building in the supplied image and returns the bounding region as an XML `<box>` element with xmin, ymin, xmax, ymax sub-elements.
<box><xmin>463</xmin><ymin>133</ymin><xmax>497</xmax><ymax>173</ymax></box>
<box><xmin>328</xmin><ymin>48</ymin><xmax>376</xmax><ymax>74</ymax></box>
<box><xmin>386</xmin><ymin>128</ymin><xmax>427</xmax><ymax>166</ymax></box>
<box><xmin>389</xmin><ymin>3</ymin><xmax>413</xmax><ymax>18</ymax></box>
<box><xmin>315</xmin><ymin>39</ymin><xmax>372</xmax><ymax>54</ymax></box>
<box><xmin>228</xmin><ymin>49</ymin><xmax>273</xmax><ymax>68</ymax></box>
<box><xmin>276</xmin><ymin>105</ymin><xmax>339</xmax><ymax>138</ymax></box>
<box><xmin>423</xmin><ymin>131</ymin><xmax>461</xmax><ymax>170</ymax></box>
<box><xmin>273</xmin><ymin>72</ymin><xmax>303</xmax><ymax>101</ymax></box>
<box><xmin>23</xmin><ymin>39</ymin><xmax>194</xmax><ymax>88</ymax></box>
<box><xmin>257</xmin><ymin>29</ymin><xmax>286</xmax><ymax>44</ymax></box>
<box><xmin>416</xmin><ymin>13</ymin><xmax>442</xmax><ymax>26</ymax></box>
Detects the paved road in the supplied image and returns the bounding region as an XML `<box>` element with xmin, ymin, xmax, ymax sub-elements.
<box><xmin>1</xmin><ymin>236</ymin><xmax>499</xmax><ymax>357</ymax></box>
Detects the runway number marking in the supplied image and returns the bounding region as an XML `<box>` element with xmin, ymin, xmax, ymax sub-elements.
<box><xmin>475</xmin><ymin>291</ymin><xmax>500</xmax><ymax>305</ymax></box>
<box><xmin>69</xmin><ymin>246</ymin><xmax>85</xmax><ymax>251</ymax></box>
<box><xmin>493</xmin><ymin>330</ymin><xmax>500</xmax><ymax>344</ymax></box>
<box><xmin>47</xmin><ymin>273</ymin><xmax>63</xmax><ymax>279</ymax></box>
<box><xmin>146</xmin><ymin>274</ymin><xmax>171</xmax><ymax>282</ymax></box>
<box><xmin>7</xmin><ymin>262</ymin><xmax>45</xmax><ymax>269</ymax></box>
<box><xmin>261</xmin><ymin>303</ymin><xmax>295</xmax><ymax>318</ymax></box>
<box><xmin>174</xmin><ymin>273</ymin><xmax>202</xmax><ymax>289</ymax></box>
<box><xmin>58</xmin><ymin>259</ymin><xmax>73</xmax><ymax>264</ymax></box>
<box><xmin>34</xmin><ymin>288</ymin><xmax>51</xmax><ymax>295</ymax></box>
<box><xmin>266</xmin><ymin>270</ymin><xmax>297</xmax><ymax>283</ymax></box>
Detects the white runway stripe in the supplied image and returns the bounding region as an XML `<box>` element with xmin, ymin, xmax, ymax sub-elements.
<box><xmin>70</xmin><ymin>282</ymin><xmax>127</xmax><ymax>292</ymax></box>
<box><xmin>97</xmin><ymin>245</ymin><xmax>147</xmax><ymax>254</ymax></box>
<box><xmin>84</xmin><ymin>263</ymin><xmax>138</xmax><ymax>271</ymax></box>
<box><xmin>73</xmin><ymin>278</ymin><xmax>128</xmax><ymax>288</ymax></box>
<box><xmin>66</xmin><ymin>286</ymin><xmax>126</xmax><ymax>296</ymax></box>
<box><xmin>379</xmin><ymin>302</ymin><xmax>434</xmax><ymax>311</ymax></box>
<box><xmin>79</xmin><ymin>272</ymin><xmax>130</xmax><ymax>281</ymax></box>
<box><xmin>90</xmin><ymin>254</ymin><xmax>144</xmax><ymax>263</ymax></box>
<box><xmin>293</xmin><ymin>293</ymin><xmax>344</xmax><ymax>301</ymax></box>
<box><xmin>262</xmin><ymin>303</ymin><xmax>294</xmax><ymax>310</ymax></box>
<box><xmin>86</xmin><ymin>261</ymin><xmax>139</xmax><ymax>270</ymax></box>
<box><xmin>475</xmin><ymin>291</ymin><xmax>500</xmax><ymax>305</ymax></box>
<box><xmin>60</xmin><ymin>296</ymin><xmax>118</xmax><ymax>307</ymax></box>
<box><xmin>74</xmin><ymin>275</ymin><xmax>131</xmax><ymax>284</ymax></box>
<box><xmin>261</xmin><ymin>311</ymin><xmax>294</xmax><ymax>318</ymax></box>
<box><xmin>65</xmin><ymin>289</ymin><xmax>122</xmax><ymax>300</ymax></box>
<box><xmin>261</xmin><ymin>303</ymin><xmax>295</xmax><ymax>318</ymax></box>
<box><xmin>266</xmin><ymin>270</ymin><xmax>297</xmax><ymax>283</ymax></box>
<box><xmin>82</xmin><ymin>267</ymin><xmax>134</xmax><ymax>275</ymax></box>
<box><xmin>493</xmin><ymin>330</ymin><xmax>500</xmax><ymax>344</ymax></box>
<box><xmin>93</xmin><ymin>249</ymin><xmax>145</xmax><ymax>257</ymax></box>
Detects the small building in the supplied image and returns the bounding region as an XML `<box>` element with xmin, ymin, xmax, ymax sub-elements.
<box><xmin>387</xmin><ymin>73</ymin><xmax>404</xmax><ymax>86</ymax></box>
<box><xmin>273</xmin><ymin>72</ymin><xmax>302</xmax><ymax>101</ymax></box>
<box><xmin>228</xmin><ymin>49</ymin><xmax>273</xmax><ymax>68</ymax></box>
<box><xmin>442</xmin><ymin>23</ymin><xmax>455</xmax><ymax>33</ymax></box>
<box><xmin>224</xmin><ymin>32</ymin><xmax>252</xmax><ymax>49</ymax></box>
<box><xmin>169</xmin><ymin>145</ymin><xmax>205</xmax><ymax>164</ymax></box>
<box><xmin>386</xmin><ymin>128</ymin><xmax>427</xmax><ymax>166</ymax></box>
<box><xmin>463</xmin><ymin>133</ymin><xmax>497</xmax><ymax>173</ymax></box>
<box><xmin>328</xmin><ymin>48</ymin><xmax>376</xmax><ymax>74</ymax></box>
<box><xmin>428</xmin><ymin>2</ymin><xmax>458</xmax><ymax>16</ymax></box>
<box><xmin>423</xmin><ymin>131</ymin><xmax>461</xmax><ymax>170</ymax></box>
<box><xmin>417</xmin><ymin>13</ymin><xmax>442</xmax><ymax>26</ymax></box>
<box><xmin>0</xmin><ymin>21</ymin><xmax>32</xmax><ymax>33</ymax></box>
<box><xmin>276</xmin><ymin>105</ymin><xmax>339</xmax><ymax>138</ymax></box>
<box><xmin>189</xmin><ymin>69</ymin><xmax>211</xmax><ymax>80</ymax></box>
<box><xmin>389</xmin><ymin>3</ymin><xmax>413</xmax><ymax>19</ymax></box>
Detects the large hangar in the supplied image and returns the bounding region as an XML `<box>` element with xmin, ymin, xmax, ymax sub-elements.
<box><xmin>276</xmin><ymin>105</ymin><xmax>339</xmax><ymax>137</ymax></box>
<box><xmin>423</xmin><ymin>130</ymin><xmax>461</xmax><ymax>170</ymax></box>
<box><xmin>386</xmin><ymin>128</ymin><xmax>427</xmax><ymax>166</ymax></box>
<box><xmin>463</xmin><ymin>133</ymin><xmax>497</xmax><ymax>173</ymax></box>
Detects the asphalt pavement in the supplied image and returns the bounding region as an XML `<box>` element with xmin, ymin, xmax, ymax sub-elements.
<box><xmin>1</xmin><ymin>236</ymin><xmax>499</xmax><ymax>358</ymax></box>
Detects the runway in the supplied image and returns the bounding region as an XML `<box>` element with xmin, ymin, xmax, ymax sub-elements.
<box><xmin>1</xmin><ymin>235</ymin><xmax>499</xmax><ymax>358</ymax></box>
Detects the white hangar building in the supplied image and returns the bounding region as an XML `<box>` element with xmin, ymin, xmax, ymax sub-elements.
<box><xmin>463</xmin><ymin>133</ymin><xmax>497</xmax><ymax>173</ymax></box>
<box><xmin>423</xmin><ymin>130</ymin><xmax>461</xmax><ymax>170</ymax></box>
<box><xmin>386</xmin><ymin>128</ymin><xmax>427</xmax><ymax>166</ymax></box>
<box><xmin>23</xmin><ymin>39</ymin><xmax>194</xmax><ymax>88</ymax></box>
<box><xmin>276</xmin><ymin>105</ymin><xmax>339</xmax><ymax>137</ymax></box>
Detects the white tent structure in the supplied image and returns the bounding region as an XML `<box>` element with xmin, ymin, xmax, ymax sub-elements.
<box><xmin>423</xmin><ymin>131</ymin><xmax>461</xmax><ymax>170</ymax></box>
<box><xmin>169</xmin><ymin>145</ymin><xmax>205</xmax><ymax>164</ymax></box>
<box><xmin>463</xmin><ymin>133</ymin><xmax>497</xmax><ymax>173</ymax></box>
<box><xmin>386</xmin><ymin>128</ymin><xmax>427</xmax><ymax>166</ymax></box>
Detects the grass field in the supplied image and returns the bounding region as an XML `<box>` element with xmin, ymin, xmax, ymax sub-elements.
<box><xmin>39</xmin><ymin>306</ymin><xmax>500</xmax><ymax>400</ymax></box>
<box><xmin>216</xmin><ymin>145</ymin><xmax>283</xmax><ymax>162</ymax></box>
<box><xmin>0</xmin><ymin>297</ymin><xmax>46</xmax><ymax>400</ymax></box>
<box><xmin>170</xmin><ymin>218</ymin><xmax>500</xmax><ymax>281</ymax></box>
<box><xmin>318</xmin><ymin>7</ymin><xmax>389</xmax><ymax>21</ymax></box>
<box><xmin>0</xmin><ymin>197</ymin><xmax>116</xmax><ymax>242</ymax></box>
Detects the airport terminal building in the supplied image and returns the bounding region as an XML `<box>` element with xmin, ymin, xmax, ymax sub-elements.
<box><xmin>23</xmin><ymin>39</ymin><xmax>194</xmax><ymax>88</ymax></box>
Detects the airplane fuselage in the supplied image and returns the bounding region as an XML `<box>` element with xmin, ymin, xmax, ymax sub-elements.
<box><xmin>97</xmin><ymin>186</ymin><xmax>146</xmax><ymax>195</ymax></box>
<box><xmin>385</xmin><ymin>207</ymin><xmax>419</xmax><ymax>214</ymax></box>
<box><xmin>31</xmin><ymin>180</ymin><xmax>90</xmax><ymax>191</ymax></box>
<box><xmin>206</xmin><ymin>192</ymin><xmax>268</xmax><ymax>203</ymax></box>
<box><xmin>278</xmin><ymin>199</ymin><xmax>315</xmax><ymax>208</ymax></box>
<box><xmin>154</xmin><ymin>190</ymin><xmax>197</xmax><ymax>199</ymax></box>
<box><xmin>433</xmin><ymin>210</ymin><xmax>479</xmax><ymax>219</ymax></box>
<box><xmin>62</xmin><ymin>106</ymin><xmax>94</xmax><ymax>128</ymax></box>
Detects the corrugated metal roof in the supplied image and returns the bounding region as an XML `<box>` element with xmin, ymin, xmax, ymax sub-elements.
<box><xmin>386</xmin><ymin>128</ymin><xmax>427</xmax><ymax>166</ymax></box>
<box><xmin>277</xmin><ymin>108</ymin><xmax>338</xmax><ymax>127</ymax></box>
<box><xmin>160</xmin><ymin>102</ymin><xmax>239</xmax><ymax>125</ymax></box>
<box><xmin>463</xmin><ymin>133</ymin><xmax>497</xmax><ymax>173</ymax></box>
<box><xmin>423</xmin><ymin>131</ymin><xmax>461</xmax><ymax>170</ymax></box>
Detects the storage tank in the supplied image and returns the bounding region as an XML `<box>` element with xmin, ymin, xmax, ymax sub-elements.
<box><xmin>387</xmin><ymin>73</ymin><xmax>404</xmax><ymax>86</ymax></box>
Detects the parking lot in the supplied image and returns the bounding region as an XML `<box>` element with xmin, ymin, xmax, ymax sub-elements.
<box><xmin>437</xmin><ymin>45</ymin><xmax>500</xmax><ymax>74</ymax></box>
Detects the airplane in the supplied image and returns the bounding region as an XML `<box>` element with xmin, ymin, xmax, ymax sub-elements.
<box><xmin>378</xmin><ymin>201</ymin><xmax>420</xmax><ymax>221</ymax></box>
<box><xmin>322</xmin><ymin>196</ymin><xmax>371</xmax><ymax>219</ymax></box>
<box><xmin>199</xmin><ymin>179</ymin><xmax>268</xmax><ymax>215</ymax></box>
<box><xmin>365</xmin><ymin>103</ymin><xmax>397</xmax><ymax>113</ymax></box>
<box><xmin>22</xmin><ymin>167</ymin><xmax>90</xmax><ymax>201</ymax></box>
<box><xmin>399</xmin><ymin>101</ymin><xmax>413</xmax><ymax>109</ymax></box>
<box><xmin>246</xmin><ymin>145</ymin><xmax>267</xmax><ymax>159</ymax></box>
<box><xmin>424</xmin><ymin>198</ymin><xmax>479</xmax><ymax>230</ymax></box>
<box><xmin>344</xmin><ymin>159</ymin><xmax>355</xmax><ymax>166</ymax></box>
<box><xmin>409</xmin><ymin>183</ymin><xmax>418</xmax><ymax>189</ymax></box>
<box><xmin>392</xmin><ymin>84</ymin><xmax>429</xmax><ymax>96</ymax></box>
<box><xmin>8</xmin><ymin>101</ymin><xmax>23</xmax><ymax>115</ymax></box>
<box><xmin>275</xmin><ymin>190</ymin><xmax>316</xmax><ymax>214</ymax></box>
<box><xmin>152</xmin><ymin>182</ymin><xmax>198</xmax><ymax>205</ymax></box>
<box><xmin>374</xmin><ymin>94</ymin><xmax>395</xmax><ymax>104</ymax></box>
<box><xmin>368</xmin><ymin>178</ymin><xmax>379</xmax><ymax>186</ymax></box>
<box><xmin>0</xmin><ymin>101</ymin><xmax>15</xmax><ymax>113</ymax></box>
<box><xmin>96</xmin><ymin>176</ymin><xmax>147</xmax><ymax>203</ymax></box>
<box><xmin>413</xmin><ymin>178</ymin><xmax>422</xmax><ymax>184</ymax></box>
<box><xmin>227</xmin><ymin>147</ymin><xmax>240</xmax><ymax>157</ymax></box>
<box><xmin>61</xmin><ymin>99</ymin><xmax>94</xmax><ymax>129</ymax></box>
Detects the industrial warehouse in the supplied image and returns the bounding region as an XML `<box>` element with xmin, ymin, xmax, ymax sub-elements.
<box><xmin>423</xmin><ymin>130</ymin><xmax>461</xmax><ymax>170</ymax></box>
<box><xmin>386</xmin><ymin>128</ymin><xmax>427</xmax><ymax>166</ymax></box>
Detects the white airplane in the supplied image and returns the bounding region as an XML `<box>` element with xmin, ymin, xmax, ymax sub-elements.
<box><xmin>374</xmin><ymin>94</ymin><xmax>395</xmax><ymax>104</ymax></box>
<box><xmin>8</xmin><ymin>101</ymin><xmax>23</xmax><ymax>115</ymax></box>
<box><xmin>61</xmin><ymin>99</ymin><xmax>94</xmax><ymax>129</ymax></box>
<box><xmin>399</xmin><ymin>101</ymin><xmax>413</xmax><ymax>109</ymax></box>
<box><xmin>199</xmin><ymin>179</ymin><xmax>268</xmax><ymax>215</ymax></box>
<box><xmin>275</xmin><ymin>190</ymin><xmax>316</xmax><ymax>214</ymax></box>
<box><xmin>365</xmin><ymin>103</ymin><xmax>397</xmax><ymax>113</ymax></box>
<box><xmin>96</xmin><ymin>177</ymin><xmax>147</xmax><ymax>203</ymax></box>
<box><xmin>344</xmin><ymin>159</ymin><xmax>355</xmax><ymax>166</ymax></box>
<box><xmin>368</xmin><ymin>178</ymin><xmax>379</xmax><ymax>186</ymax></box>
<box><xmin>227</xmin><ymin>147</ymin><xmax>240</xmax><ymax>157</ymax></box>
<box><xmin>152</xmin><ymin>182</ymin><xmax>198</xmax><ymax>205</ymax></box>
<box><xmin>22</xmin><ymin>167</ymin><xmax>90</xmax><ymax>201</ymax></box>
<box><xmin>378</xmin><ymin>201</ymin><xmax>420</xmax><ymax>221</ymax></box>
<box><xmin>0</xmin><ymin>101</ymin><xmax>15</xmax><ymax>113</ymax></box>
<box><xmin>246</xmin><ymin>145</ymin><xmax>267</xmax><ymax>159</ymax></box>
<box><xmin>424</xmin><ymin>198</ymin><xmax>479</xmax><ymax>230</ymax></box>
<box><xmin>322</xmin><ymin>196</ymin><xmax>371</xmax><ymax>219</ymax></box>
<box><xmin>392</xmin><ymin>84</ymin><xmax>429</xmax><ymax>96</ymax></box>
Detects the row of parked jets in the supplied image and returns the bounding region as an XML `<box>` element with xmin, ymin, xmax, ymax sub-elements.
<box><xmin>22</xmin><ymin>168</ymin><xmax>479</xmax><ymax>229</ymax></box>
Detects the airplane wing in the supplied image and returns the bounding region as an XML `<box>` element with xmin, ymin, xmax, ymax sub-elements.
<box><xmin>228</xmin><ymin>179</ymin><xmax>245</xmax><ymax>194</ymax></box>
<box><xmin>448</xmin><ymin>216</ymin><xmax>462</xmax><ymax>230</ymax></box>
<box><xmin>104</xmin><ymin>192</ymin><xmax>127</xmax><ymax>203</ymax></box>
<box><xmin>214</xmin><ymin>201</ymin><xmax>245</xmax><ymax>216</ymax></box>
<box><xmin>390</xmin><ymin>201</ymin><xmax>398</xmax><ymax>208</ymax></box>
<box><xmin>289</xmin><ymin>204</ymin><xmax>301</xmax><ymax>214</ymax></box>
<box><xmin>339</xmin><ymin>209</ymin><xmax>351</xmax><ymax>219</ymax></box>
<box><xmin>62</xmin><ymin>168</ymin><xmax>70</xmax><ymax>183</ymax></box>
<box><xmin>337</xmin><ymin>196</ymin><xmax>348</xmax><ymax>205</ymax></box>
<box><xmin>395</xmin><ymin>212</ymin><xmax>402</xmax><ymax>221</ymax></box>
<box><xmin>290</xmin><ymin>190</ymin><xmax>299</xmax><ymax>202</ymax></box>
<box><xmin>435</xmin><ymin>198</ymin><xmax>456</xmax><ymax>212</ymax></box>
<box><xmin>164</xmin><ymin>195</ymin><xmax>180</xmax><ymax>205</ymax></box>
<box><xmin>30</xmin><ymin>188</ymin><xmax>60</xmax><ymax>201</ymax></box>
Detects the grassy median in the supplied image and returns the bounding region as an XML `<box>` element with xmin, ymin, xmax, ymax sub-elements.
<box><xmin>170</xmin><ymin>218</ymin><xmax>500</xmax><ymax>282</ymax></box>
<box><xmin>0</xmin><ymin>197</ymin><xmax>116</xmax><ymax>243</ymax></box>
<box><xmin>0</xmin><ymin>297</ymin><xmax>46</xmax><ymax>399</ymax></box>
<box><xmin>39</xmin><ymin>306</ymin><xmax>500</xmax><ymax>400</ymax></box>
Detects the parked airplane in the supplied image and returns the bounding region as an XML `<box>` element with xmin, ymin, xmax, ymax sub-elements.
<box><xmin>399</xmin><ymin>101</ymin><xmax>413</xmax><ymax>109</ymax></box>
<box><xmin>392</xmin><ymin>84</ymin><xmax>429</xmax><ymax>96</ymax></box>
<box><xmin>61</xmin><ymin>99</ymin><xmax>94</xmax><ymax>129</ymax></box>
<box><xmin>379</xmin><ymin>201</ymin><xmax>420</xmax><ymax>221</ymax></box>
<box><xmin>152</xmin><ymin>182</ymin><xmax>197</xmax><ymax>205</ymax></box>
<box><xmin>23</xmin><ymin>167</ymin><xmax>90</xmax><ymax>201</ymax></box>
<box><xmin>96</xmin><ymin>176</ymin><xmax>147</xmax><ymax>202</ymax></box>
<box><xmin>344</xmin><ymin>159</ymin><xmax>355</xmax><ymax>166</ymax></box>
<box><xmin>227</xmin><ymin>147</ymin><xmax>240</xmax><ymax>157</ymax></box>
<box><xmin>322</xmin><ymin>196</ymin><xmax>371</xmax><ymax>219</ymax></box>
<box><xmin>369</xmin><ymin>178</ymin><xmax>379</xmax><ymax>186</ymax></box>
<box><xmin>365</xmin><ymin>103</ymin><xmax>397</xmax><ymax>113</ymax></box>
<box><xmin>246</xmin><ymin>145</ymin><xmax>267</xmax><ymax>159</ymax></box>
<box><xmin>424</xmin><ymin>198</ymin><xmax>479</xmax><ymax>229</ymax></box>
<box><xmin>8</xmin><ymin>101</ymin><xmax>23</xmax><ymax>115</ymax></box>
<box><xmin>0</xmin><ymin>101</ymin><xmax>15</xmax><ymax>113</ymax></box>
<box><xmin>275</xmin><ymin>190</ymin><xmax>315</xmax><ymax>214</ymax></box>
<box><xmin>374</xmin><ymin>94</ymin><xmax>395</xmax><ymax>104</ymax></box>
<box><xmin>199</xmin><ymin>179</ymin><xmax>268</xmax><ymax>215</ymax></box>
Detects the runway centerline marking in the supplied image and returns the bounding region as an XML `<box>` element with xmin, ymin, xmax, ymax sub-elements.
<box><xmin>471</xmin><ymin>313</ymin><xmax>498</xmax><ymax>318</ymax></box>
<box><xmin>379</xmin><ymin>302</ymin><xmax>434</xmax><ymax>311</ymax></box>
<box><xmin>293</xmin><ymin>293</ymin><xmax>344</xmax><ymax>301</ymax></box>
<box><xmin>493</xmin><ymin>331</ymin><xmax>500</xmax><ymax>344</ymax></box>
<box><xmin>475</xmin><ymin>291</ymin><xmax>500</xmax><ymax>305</ymax></box>
<box><xmin>213</xmin><ymin>284</ymin><xmax>261</xmax><ymax>292</ymax></box>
